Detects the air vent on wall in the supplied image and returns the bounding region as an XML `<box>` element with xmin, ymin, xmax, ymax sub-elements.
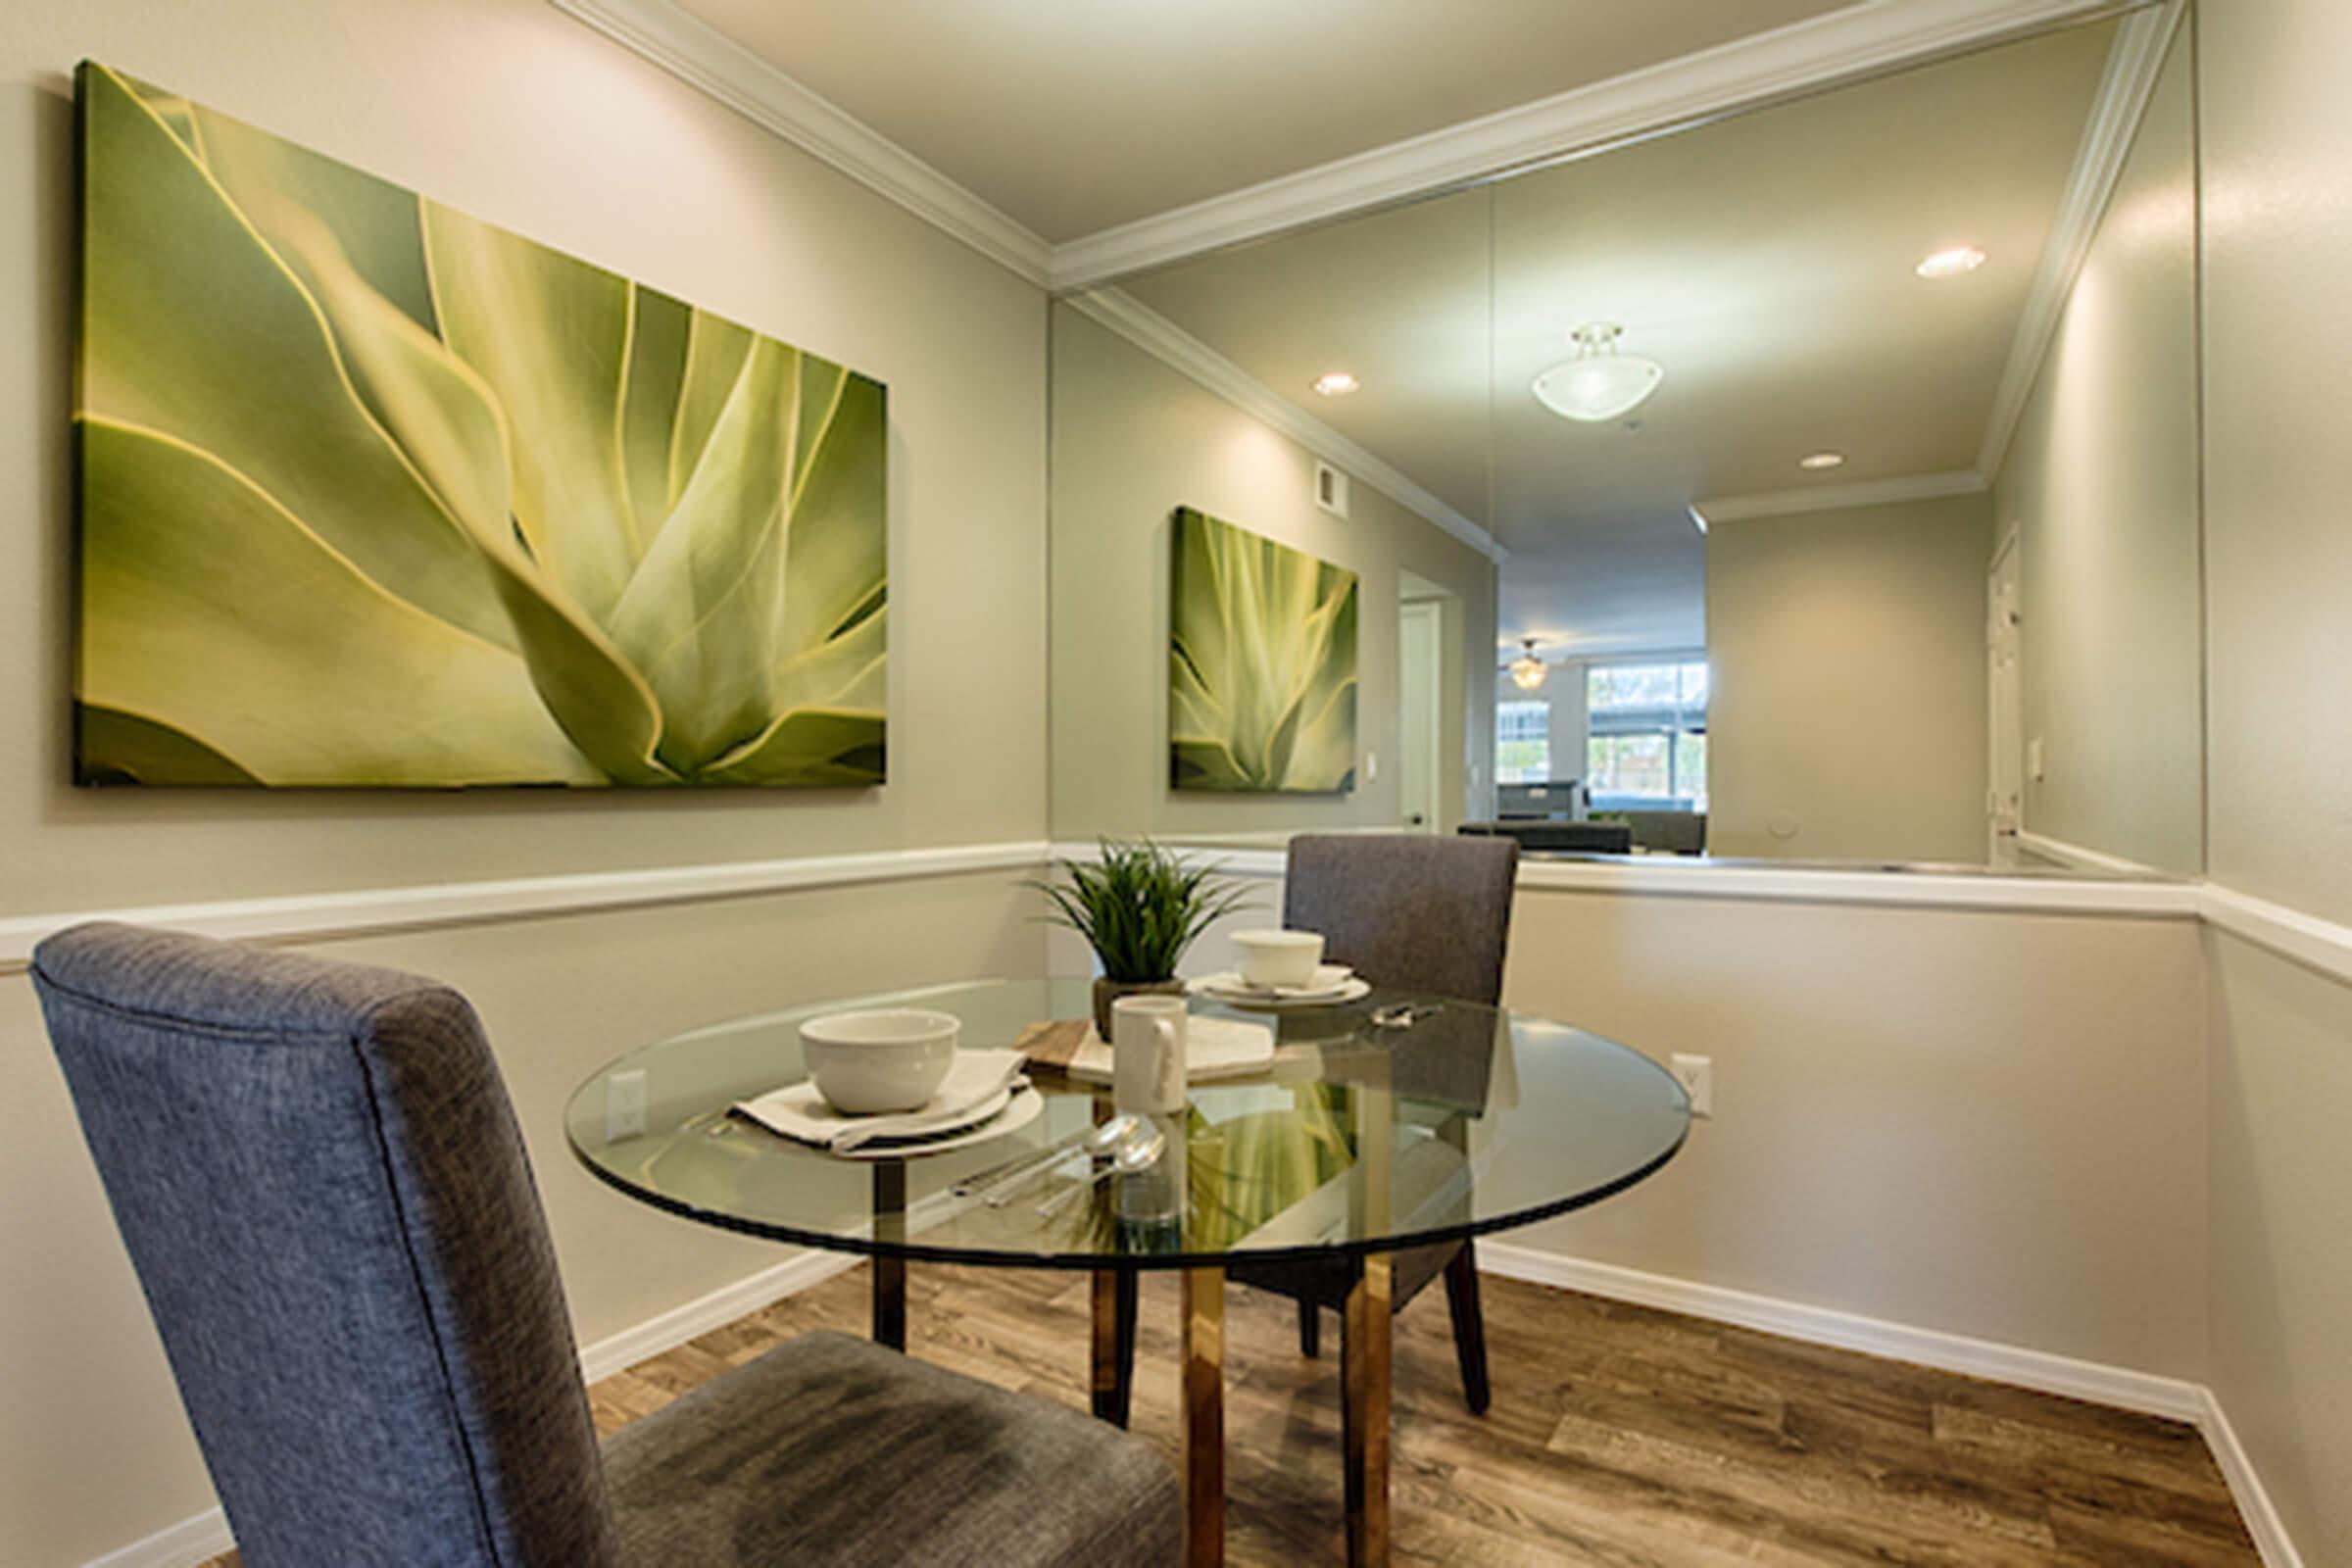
<box><xmin>1314</xmin><ymin>461</ymin><xmax>1350</xmax><ymax>519</ymax></box>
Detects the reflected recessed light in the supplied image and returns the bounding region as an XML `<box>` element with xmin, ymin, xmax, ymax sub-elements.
<box><xmin>1799</xmin><ymin>451</ymin><xmax>1846</xmax><ymax>470</ymax></box>
<box><xmin>1312</xmin><ymin>371</ymin><xmax>1360</xmax><ymax>397</ymax></box>
<box><xmin>1916</xmin><ymin>245</ymin><xmax>1987</xmax><ymax>279</ymax></box>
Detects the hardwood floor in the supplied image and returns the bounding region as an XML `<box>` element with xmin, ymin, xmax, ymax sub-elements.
<box><xmin>204</xmin><ymin>1266</ymin><xmax>2259</xmax><ymax>1566</ymax></box>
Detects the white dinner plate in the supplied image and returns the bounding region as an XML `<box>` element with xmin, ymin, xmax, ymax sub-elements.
<box><xmin>828</xmin><ymin>1085</ymin><xmax>1045</xmax><ymax>1160</ymax></box>
<box><xmin>1192</xmin><ymin>970</ymin><xmax>1372</xmax><ymax>1009</ymax></box>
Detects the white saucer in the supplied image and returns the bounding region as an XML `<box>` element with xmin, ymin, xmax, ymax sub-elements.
<box><xmin>1193</xmin><ymin>968</ymin><xmax>1371</xmax><ymax>1009</ymax></box>
<box><xmin>739</xmin><ymin>1081</ymin><xmax>1045</xmax><ymax>1159</ymax></box>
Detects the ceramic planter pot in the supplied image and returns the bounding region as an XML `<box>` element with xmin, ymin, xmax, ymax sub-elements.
<box><xmin>1092</xmin><ymin>976</ymin><xmax>1185</xmax><ymax>1041</ymax></box>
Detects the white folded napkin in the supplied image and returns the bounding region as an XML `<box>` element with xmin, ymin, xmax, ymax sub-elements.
<box><xmin>734</xmin><ymin>1049</ymin><xmax>1028</xmax><ymax>1152</ymax></box>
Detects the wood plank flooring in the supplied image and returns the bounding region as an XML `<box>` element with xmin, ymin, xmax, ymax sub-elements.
<box><xmin>202</xmin><ymin>1266</ymin><xmax>2259</xmax><ymax>1566</ymax></box>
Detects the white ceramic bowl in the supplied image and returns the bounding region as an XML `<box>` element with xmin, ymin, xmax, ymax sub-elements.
<box><xmin>1231</xmin><ymin>929</ymin><xmax>1326</xmax><ymax>990</ymax></box>
<box><xmin>799</xmin><ymin>1008</ymin><xmax>959</xmax><ymax>1114</ymax></box>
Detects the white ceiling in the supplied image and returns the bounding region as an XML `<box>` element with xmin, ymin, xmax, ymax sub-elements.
<box><xmin>1115</xmin><ymin>17</ymin><xmax>2123</xmax><ymax>654</ymax></box>
<box><xmin>669</xmin><ymin>0</ymin><xmax>1866</xmax><ymax>243</ymax></box>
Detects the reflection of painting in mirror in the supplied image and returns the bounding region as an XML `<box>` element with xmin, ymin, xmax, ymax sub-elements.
<box><xmin>74</xmin><ymin>63</ymin><xmax>887</xmax><ymax>788</ymax></box>
<box><xmin>1170</xmin><ymin>507</ymin><xmax>1358</xmax><ymax>794</ymax></box>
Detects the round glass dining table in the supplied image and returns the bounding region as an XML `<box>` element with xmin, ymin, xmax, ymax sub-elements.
<box><xmin>567</xmin><ymin>977</ymin><xmax>1690</xmax><ymax>1567</ymax></box>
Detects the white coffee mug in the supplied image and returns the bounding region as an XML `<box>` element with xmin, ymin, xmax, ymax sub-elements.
<box><xmin>1110</xmin><ymin>994</ymin><xmax>1188</xmax><ymax>1114</ymax></box>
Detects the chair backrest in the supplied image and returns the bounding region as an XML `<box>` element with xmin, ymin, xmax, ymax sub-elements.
<box><xmin>31</xmin><ymin>923</ymin><xmax>617</xmax><ymax>1568</ymax></box>
<box><xmin>1283</xmin><ymin>834</ymin><xmax>1520</xmax><ymax>1005</ymax></box>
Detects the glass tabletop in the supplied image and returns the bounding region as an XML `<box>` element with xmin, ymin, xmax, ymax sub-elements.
<box><xmin>565</xmin><ymin>978</ymin><xmax>1690</xmax><ymax>1271</ymax></box>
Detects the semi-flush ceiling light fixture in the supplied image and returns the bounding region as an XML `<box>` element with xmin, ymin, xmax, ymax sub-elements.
<box><xmin>1798</xmin><ymin>451</ymin><xmax>1847</xmax><ymax>470</ymax></box>
<box><xmin>1916</xmin><ymin>245</ymin><xmax>1987</xmax><ymax>279</ymax></box>
<box><xmin>1532</xmin><ymin>322</ymin><xmax>1663</xmax><ymax>422</ymax></box>
<box><xmin>1311</xmin><ymin>371</ymin><xmax>1360</xmax><ymax>396</ymax></box>
<box><xmin>1508</xmin><ymin>638</ymin><xmax>1548</xmax><ymax>691</ymax></box>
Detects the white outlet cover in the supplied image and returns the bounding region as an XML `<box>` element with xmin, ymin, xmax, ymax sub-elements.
<box><xmin>1669</xmin><ymin>1054</ymin><xmax>1713</xmax><ymax>1118</ymax></box>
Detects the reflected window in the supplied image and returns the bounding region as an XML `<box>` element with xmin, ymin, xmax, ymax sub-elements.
<box><xmin>1495</xmin><ymin>701</ymin><xmax>1550</xmax><ymax>785</ymax></box>
<box><xmin>1587</xmin><ymin>661</ymin><xmax>1707</xmax><ymax>811</ymax></box>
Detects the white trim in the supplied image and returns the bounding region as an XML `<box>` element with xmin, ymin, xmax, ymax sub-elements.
<box><xmin>0</xmin><ymin>841</ymin><xmax>1051</xmax><ymax>976</ymax></box>
<box><xmin>1512</xmin><ymin>853</ymin><xmax>2198</xmax><ymax>917</ymax></box>
<box><xmin>577</xmin><ymin>1249</ymin><xmax>858</xmax><ymax>1383</ymax></box>
<box><xmin>545</xmin><ymin>0</ymin><xmax>1052</xmax><ymax>285</ymax></box>
<box><xmin>2012</xmin><ymin>828</ymin><xmax>2164</xmax><ymax>878</ymax></box>
<box><xmin>1053</xmin><ymin>840</ymin><xmax>2198</xmax><ymax>917</ymax></box>
<box><xmin>79</xmin><ymin>1510</ymin><xmax>232</xmax><ymax>1568</ymax></box>
<box><xmin>2202</xmin><ymin>881</ymin><xmax>2352</xmax><ymax>989</ymax></box>
<box><xmin>1978</xmin><ymin>0</ymin><xmax>2185</xmax><ymax>478</ymax></box>
<box><xmin>1694</xmin><ymin>468</ymin><xmax>1986</xmax><ymax>525</ymax></box>
<box><xmin>1065</xmin><ymin>289</ymin><xmax>1505</xmax><ymax>564</ymax></box>
<box><xmin>1049</xmin><ymin>0</ymin><xmax>2125</xmax><ymax>288</ymax></box>
<box><xmin>1478</xmin><ymin>1242</ymin><xmax>2206</xmax><ymax>1420</ymax></box>
<box><xmin>2197</xmin><ymin>1386</ymin><xmax>2310</xmax><ymax>1568</ymax></box>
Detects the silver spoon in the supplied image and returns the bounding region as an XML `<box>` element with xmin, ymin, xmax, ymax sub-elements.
<box><xmin>1035</xmin><ymin>1124</ymin><xmax>1167</xmax><ymax>1218</ymax></box>
<box><xmin>971</xmin><ymin>1113</ymin><xmax>1145</xmax><ymax>1206</ymax></box>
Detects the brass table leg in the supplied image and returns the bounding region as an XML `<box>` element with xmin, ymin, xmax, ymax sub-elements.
<box><xmin>1344</xmin><ymin>1251</ymin><xmax>1394</xmax><ymax>1567</ymax></box>
<box><xmin>1092</xmin><ymin>1268</ymin><xmax>1138</xmax><ymax>1426</ymax></box>
<box><xmin>871</xmin><ymin>1163</ymin><xmax>906</xmax><ymax>1351</ymax></box>
<box><xmin>1183</xmin><ymin>1264</ymin><xmax>1226</xmax><ymax>1566</ymax></box>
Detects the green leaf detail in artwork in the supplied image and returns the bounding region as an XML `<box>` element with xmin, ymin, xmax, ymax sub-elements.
<box><xmin>1169</xmin><ymin>507</ymin><xmax>1358</xmax><ymax>793</ymax></box>
<box><xmin>76</xmin><ymin>418</ymin><xmax>601</xmax><ymax>786</ymax></box>
<box><xmin>74</xmin><ymin>63</ymin><xmax>511</xmax><ymax>648</ymax></box>
<box><xmin>76</xmin><ymin>707</ymin><xmax>263</xmax><ymax>787</ymax></box>
<box><xmin>421</xmin><ymin>201</ymin><xmax>642</xmax><ymax>618</ymax></box>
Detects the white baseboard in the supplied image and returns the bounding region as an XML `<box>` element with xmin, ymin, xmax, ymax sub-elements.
<box><xmin>1477</xmin><ymin>1243</ymin><xmax>2204</xmax><ymax>1420</ymax></box>
<box><xmin>79</xmin><ymin>1509</ymin><xmax>232</xmax><ymax>1568</ymax></box>
<box><xmin>1479</xmin><ymin>1242</ymin><xmax>2304</xmax><ymax>1566</ymax></box>
<box><xmin>576</xmin><ymin>1248</ymin><xmax>859</xmax><ymax>1384</ymax></box>
<box><xmin>2197</xmin><ymin>1386</ymin><xmax>2309</xmax><ymax>1568</ymax></box>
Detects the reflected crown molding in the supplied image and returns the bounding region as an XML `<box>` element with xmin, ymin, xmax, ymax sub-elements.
<box><xmin>1694</xmin><ymin>469</ymin><xmax>1986</xmax><ymax>525</ymax></box>
<box><xmin>1978</xmin><ymin>0</ymin><xmax>2187</xmax><ymax>478</ymax></box>
<box><xmin>1066</xmin><ymin>289</ymin><xmax>1507</xmax><ymax>564</ymax></box>
<box><xmin>550</xmin><ymin>0</ymin><xmax>2150</xmax><ymax>293</ymax></box>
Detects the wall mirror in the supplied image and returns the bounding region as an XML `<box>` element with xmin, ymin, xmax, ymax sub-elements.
<box><xmin>1048</xmin><ymin>1</ymin><xmax>2200</xmax><ymax>879</ymax></box>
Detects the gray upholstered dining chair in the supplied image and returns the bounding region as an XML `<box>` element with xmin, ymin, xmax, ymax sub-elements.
<box><xmin>1101</xmin><ymin>832</ymin><xmax>1519</xmax><ymax>1433</ymax></box>
<box><xmin>32</xmin><ymin>923</ymin><xmax>1181</xmax><ymax>1568</ymax></box>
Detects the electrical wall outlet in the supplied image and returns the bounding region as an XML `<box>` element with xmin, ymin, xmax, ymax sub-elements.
<box><xmin>606</xmin><ymin>1069</ymin><xmax>649</xmax><ymax>1141</ymax></box>
<box><xmin>1365</xmin><ymin>751</ymin><xmax>1379</xmax><ymax>782</ymax></box>
<box><xmin>1669</xmin><ymin>1054</ymin><xmax>1713</xmax><ymax>1118</ymax></box>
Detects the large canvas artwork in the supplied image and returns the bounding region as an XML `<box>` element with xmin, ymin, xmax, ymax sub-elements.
<box><xmin>1169</xmin><ymin>507</ymin><xmax>1358</xmax><ymax>793</ymax></box>
<box><xmin>73</xmin><ymin>64</ymin><xmax>887</xmax><ymax>787</ymax></box>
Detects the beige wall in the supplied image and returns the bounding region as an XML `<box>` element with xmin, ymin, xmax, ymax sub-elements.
<box><xmin>1502</xmin><ymin>887</ymin><xmax>2209</xmax><ymax>1378</ymax></box>
<box><xmin>2198</xmin><ymin>0</ymin><xmax>2352</xmax><ymax>1557</ymax></box>
<box><xmin>0</xmin><ymin>0</ymin><xmax>1053</xmax><ymax>1560</ymax></box>
<box><xmin>1705</xmin><ymin>493</ymin><xmax>1992</xmax><ymax>861</ymax></box>
<box><xmin>0</xmin><ymin>0</ymin><xmax>1049</xmax><ymax>918</ymax></box>
<box><xmin>1994</xmin><ymin>33</ymin><xmax>2202</xmax><ymax>876</ymax></box>
<box><xmin>1048</xmin><ymin>302</ymin><xmax>1498</xmax><ymax>842</ymax></box>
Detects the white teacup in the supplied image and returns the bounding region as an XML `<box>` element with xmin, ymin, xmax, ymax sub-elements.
<box><xmin>800</xmin><ymin>1008</ymin><xmax>958</xmax><ymax>1114</ymax></box>
<box><xmin>1111</xmin><ymin>995</ymin><xmax>1188</xmax><ymax>1114</ymax></box>
<box><xmin>1232</xmin><ymin>929</ymin><xmax>1326</xmax><ymax>990</ymax></box>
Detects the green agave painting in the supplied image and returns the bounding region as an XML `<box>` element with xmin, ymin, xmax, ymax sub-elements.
<box><xmin>1169</xmin><ymin>506</ymin><xmax>1357</xmax><ymax>793</ymax></box>
<box><xmin>72</xmin><ymin>63</ymin><xmax>886</xmax><ymax>788</ymax></box>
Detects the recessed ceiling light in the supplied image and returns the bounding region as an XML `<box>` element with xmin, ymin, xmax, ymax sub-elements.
<box><xmin>1312</xmin><ymin>371</ymin><xmax>1360</xmax><ymax>397</ymax></box>
<box><xmin>1799</xmin><ymin>451</ymin><xmax>1846</xmax><ymax>470</ymax></box>
<box><xmin>1916</xmin><ymin>245</ymin><xmax>1987</xmax><ymax>279</ymax></box>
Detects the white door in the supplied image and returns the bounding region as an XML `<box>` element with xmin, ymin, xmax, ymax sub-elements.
<box><xmin>1987</xmin><ymin>533</ymin><xmax>2024</xmax><ymax>857</ymax></box>
<box><xmin>1398</xmin><ymin>601</ymin><xmax>1443</xmax><ymax>832</ymax></box>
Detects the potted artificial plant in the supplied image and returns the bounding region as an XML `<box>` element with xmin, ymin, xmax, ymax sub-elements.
<box><xmin>1033</xmin><ymin>840</ymin><xmax>1254</xmax><ymax>1040</ymax></box>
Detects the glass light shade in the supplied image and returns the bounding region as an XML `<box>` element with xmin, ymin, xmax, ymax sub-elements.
<box><xmin>1509</xmin><ymin>655</ymin><xmax>1547</xmax><ymax>691</ymax></box>
<box><xmin>1532</xmin><ymin>342</ymin><xmax>1665</xmax><ymax>422</ymax></box>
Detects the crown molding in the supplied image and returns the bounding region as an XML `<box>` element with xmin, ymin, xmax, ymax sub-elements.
<box><xmin>1048</xmin><ymin>0</ymin><xmax>2129</xmax><ymax>289</ymax></box>
<box><xmin>1064</xmin><ymin>288</ymin><xmax>1507</xmax><ymax>564</ymax></box>
<box><xmin>1694</xmin><ymin>468</ymin><xmax>1987</xmax><ymax>524</ymax></box>
<box><xmin>1978</xmin><ymin>0</ymin><xmax>2185</xmax><ymax>477</ymax></box>
<box><xmin>546</xmin><ymin>0</ymin><xmax>1053</xmax><ymax>285</ymax></box>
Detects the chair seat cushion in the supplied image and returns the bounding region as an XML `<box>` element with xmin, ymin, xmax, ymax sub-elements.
<box><xmin>604</xmin><ymin>1330</ymin><xmax>1181</xmax><ymax>1567</ymax></box>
